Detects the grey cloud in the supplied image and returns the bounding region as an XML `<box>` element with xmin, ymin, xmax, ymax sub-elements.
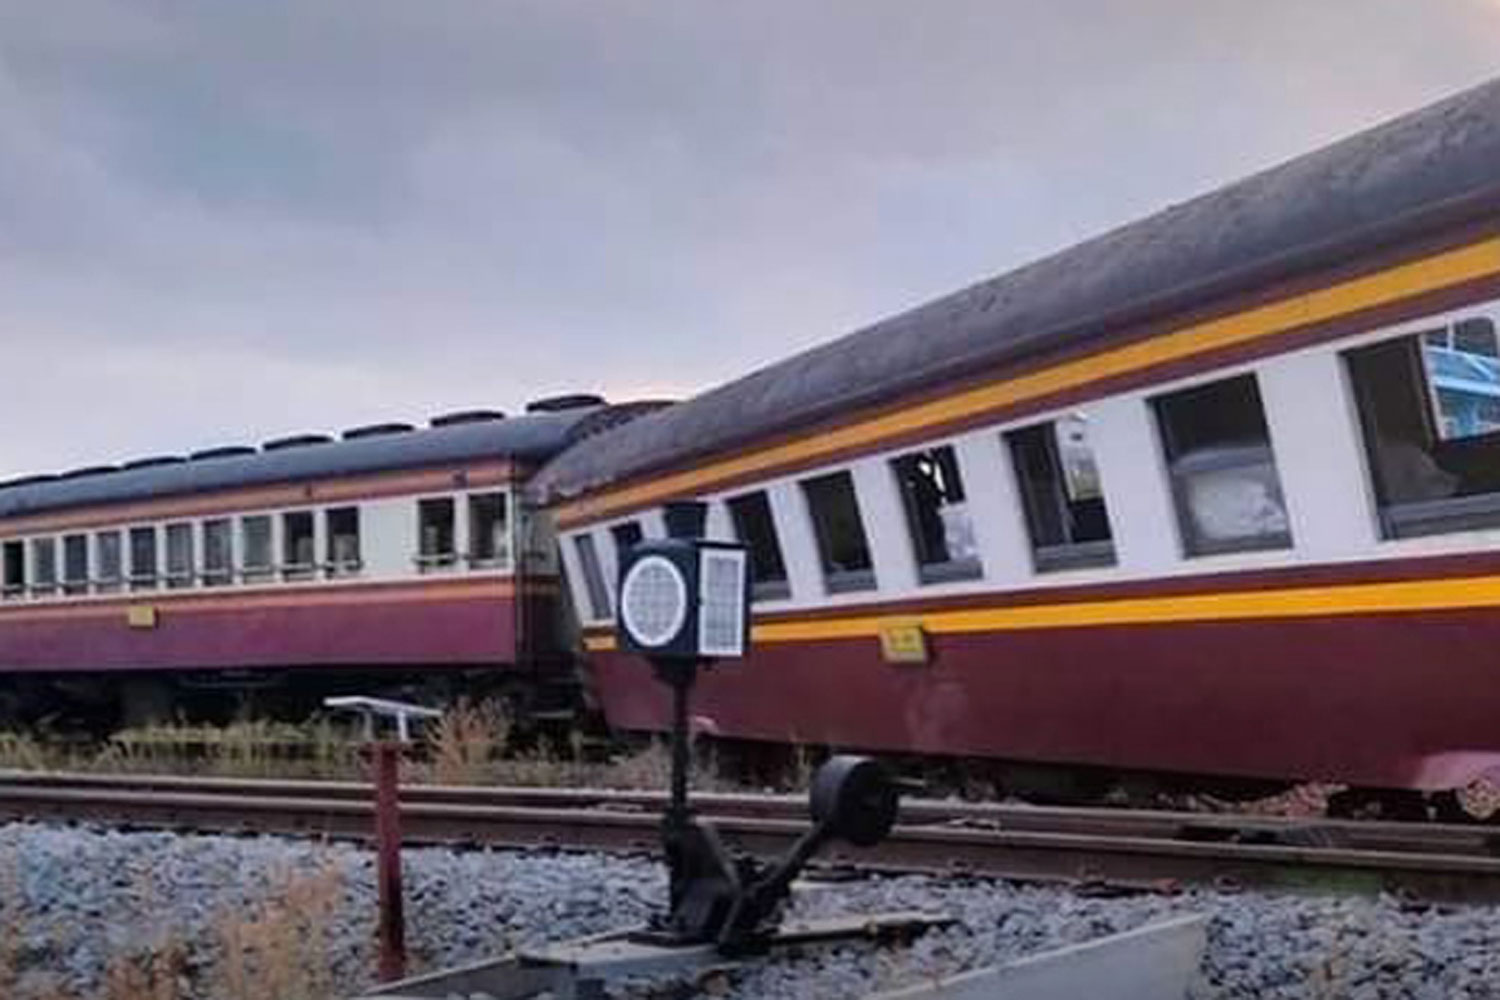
<box><xmin>0</xmin><ymin>1</ymin><xmax>1497</xmax><ymax>475</ymax></box>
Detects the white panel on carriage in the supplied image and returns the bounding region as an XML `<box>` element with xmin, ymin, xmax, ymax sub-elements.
<box><xmin>766</xmin><ymin>480</ymin><xmax>821</xmax><ymax>606</ymax></box>
<box><xmin>362</xmin><ymin>498</ymin><xmax>410</xmax><ymax>579</ymax></box>
<box><xmin>702</xmin><ymin>499</ymin><xmax>734</xmax><ymax>544</ymax></box>
<box><xmin>1258</xmin><ymin>352</ymin><xmax>1381</xmax><ymax>560</ymax></box>
<box><xmin>1086</xmin><ymin>394</ymin><xmax>1182</xmax><ymax>576</ymax></box>
<box><xmin>639</xmin><ymin>507</ymin><xmax>668</xmax><ymax>541</ymax></box>
<box><xmin>852</xmin><ymin>456</ymin><xmax>916</xmax><ymax>595</ymax></box>
<box><xmin>952</xmin><ymin>431</ymin><xmax>1032</xmax><ymax>589</ymax></box>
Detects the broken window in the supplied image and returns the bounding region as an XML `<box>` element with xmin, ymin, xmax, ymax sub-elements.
<box><xmin>282</xmin><ymin>511</ymin><xmax>315</xmax><ymax>580</ymax></box>
<box><xmin>800</xmin><ymin>470</ymin><xmax>876</xmax><ymax>593</ymax></box>
<box><xmin>1345</xmin><ymin>311</ymin><xmax>1500</xmax><ymax>538</ymax></box>
<box><xmin>2</xmin><ymin>541</ymin><xmax>24</xmax><ymax>599</ymax></box>
<box><xmin>241</xmin><ymin>516</ymin><xmax>272</xmax><ymax>583</ymax></box>
<box><xmin>165</xmin><ymin>522</ymin><xmax>195</xmax><ymax>589</ymax></box>
<box><xmin>573</xmin><ymin>533</ymin><xmax>610</xmax><ymax>620</ymax></box>
<box><xmin>1005</xmin><ymin>415</ymin><xmax>1116</xmax><ymax>572</ymax></box>
<box><xmin>326</xmin><ymin>507</ymin><xmax>362</xmax><ymax>575</ymax></box>
<box><xmin>95</xmin><ymin>531</ymin><xmax>122</xmax><ymax>593</ymax></box>
<box><xmin>1151</xmin><ymin>374</ymin><xmax>1291</xmax><ymax>556</ymax></box>
<box><xmin>417</xmin><ymin>498</ymin><xmax>457</xmax><ymax>571</ymax></box>
<box><xmin>467</xmin><ymin>493</ymin><xmax>509</xmax><ymax>568</ymax></box>
<box><xmin>890</xmin><ymin>445</ymin><xmax>982</xmax><ymax>584</ymax></box>
<box><xmin>726</xmin><ymin>491</ymin><xmax>790</xmax><ymax>601</ymax></box>
<box><xmin>202</xmin><ymin>519</ymin><xmax>233</xmax><ymax>586</ymax></box>
<box><xmin>129</xmin><ymin>527</ymin><xmax>157</xmax><ymax>590</ymax></box>
<box><xmin>63</xmin><ymin>534</ymin><xmax>89</xmax><ymax>595</ymax></box>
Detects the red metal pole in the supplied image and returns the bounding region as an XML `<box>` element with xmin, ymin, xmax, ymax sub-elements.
<box><xmin>374</xmin><ymin>741</ymin><xmax>407</xmax><ymax>982</ymax></box>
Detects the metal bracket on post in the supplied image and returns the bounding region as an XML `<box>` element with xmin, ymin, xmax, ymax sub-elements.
<box><xmin>324</xmin><ymin>695</ymin><xmax>442</xmax><ymax>983</ymax></box>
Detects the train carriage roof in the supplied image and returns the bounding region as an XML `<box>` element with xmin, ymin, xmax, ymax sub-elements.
<box><xmin>533</xmin><ymin>76</ymin><xmax>1500</xmax><ymax>503</ymax></box>
<box><xmin>0</xmin><ymin>408</ymin><xmax>619</xmax><ymax>520</ymax></box>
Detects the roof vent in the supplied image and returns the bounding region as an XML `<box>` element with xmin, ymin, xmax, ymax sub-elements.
<box><xmin>123</xmin><ymin>455</ymin><xmax>186</xmax><ymax>470</ymax></box>
<box><xmin>342</xmin><ymin>422</ymin><xmax>416</xmax><ymax>441</ymax></box>
<box><xmin>60</xmin><ymin>465</ymin><xmax>119</xmax><ymax>480</ymax></box>
<box><xmin>190</xmin><ymin>445</ymin><xmax>257</xmax><ymax>461</ymax></box>
<box><xmin>525</xmin><ymin>393</ymin><xmax>605</xmax><ymax>414</ymax></box>
<box><xmin>263</xmin><ymin>434</ymin><xmax>333</xmax><ymax>452</ymax></box>
<box><xmin>0</xmin><ymin>473</ymin><xmax>59</xmax><ymax>489</ymax></box>
<box><xmin>430</xmin><ymin>409</ymin><xmax>505</xmax><ymax>428</ymax></box>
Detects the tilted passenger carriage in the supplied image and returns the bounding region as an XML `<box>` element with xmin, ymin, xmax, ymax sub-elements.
<box><xmin>533</xmin><ymin>77</ymin><xmax>1500</xmax><ymax>800</ymax></box>
<box><xmin>0</xmin><ymin>400</ymin><xmax>647</xmax><ymax>724</ymax></box>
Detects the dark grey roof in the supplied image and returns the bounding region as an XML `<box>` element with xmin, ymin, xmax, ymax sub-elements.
<box><xmin>533</xmin><ymin>76</ymin><xmax>1500</xmax><ymax>503</ymax></box>
<box><xmin>0</xmin><ymin>410</ymin><xmax>599</xmax><ymax>521</ymax></box>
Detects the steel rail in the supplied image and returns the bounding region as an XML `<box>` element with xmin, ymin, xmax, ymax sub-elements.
<box><xmin>3</xmin><ymin>771</ymin><xmax>1499</xmax><ymax>902</ymax></box>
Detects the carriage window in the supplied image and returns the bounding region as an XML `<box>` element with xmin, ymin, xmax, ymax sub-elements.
<box><xmin>468</xmin><ymin>493</ymin><xmax>509</xmax><ymax>568</ymax></box>
<box><xmin>203</xmin><ymin>519</ymin><xmax>233</xmax><ymax>586</ymax></box>
<box><xmin>890</xmin><ymin>445</ymin><xmax>982</xmax><ymax>584</ymax></box>
<box><xmin>1345</xmin><ymin>313</ymin><xmax>1500</xmax><ymax>538</ymax></box>
<box><xmin>62</xmin><ymin>534</ymin><xmax>89</xmax><ymax>595</ymax></box>
<box><xmin>609</xmin><ymin>521</ymin><xmax>643</xmax><ymax>562</ymax></box>
<box><xmin>96</xmin><ymin>531</ymin><xmax>122</xmax><ymax>593</ymax></box>
<box><xmin>165</xmin><ymin>522</ymin><xmax>195</xmax><ymax>589</ymax></box>
<box><xmin>129</xmin><ymin>527</ymin><xmax>157</xmax><ymax>590</ymax></box>
<box><xmin>282</xmin><ymin>511</ymin><xmax>315</xmax><ymax>580</ymax></box>
<box><xmin>1151</xmin><ymin>374</ymin><xmax>1291</xmax><ymax>556</ymax></box>
<box><xmin>800</xmin><ymin>471</ymin><xmax>876</xmax><ymax>594</ymax></box>
<box><xmin>30</xmin><ymin>538</ymin><xmax>56</xmax><ymax>596</ymax></box>
<box><xmin>2</xmin><ymin>541</ymin><xmax>24</xmax><ymax>599</ymax></box>
<box><xmin>573</xmin><ymin>533</ymin><xmax>611</xmax><ymax>620</ymax></box>
<box><xmin>1005</xmin><ymin>416</ymin><xmax>1116</xmax><ymax>572</ymax></box>
<box><xmin>241</xmin><ymin>516</ymin><xmax>272</xmax><ymax>583</ymax></box>
<box><xmin>417</xmin><ymin>498</ymin><xmax>457</xmax><ymax>571</ymax></box>
<box><xmin>727</xmin><ymin>491</ymin><xmax>790</xmax><ymax>601</ymax></box>
<box><xmin>326</xmin><ymin>507</ymin><xmax>361</xmax><ymax>576</ymax></box>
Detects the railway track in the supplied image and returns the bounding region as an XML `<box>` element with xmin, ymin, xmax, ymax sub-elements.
<box><xmin>4</xmin><ymin>770</ymin><xmax>1500</xmax><ymax>902</ymax></box>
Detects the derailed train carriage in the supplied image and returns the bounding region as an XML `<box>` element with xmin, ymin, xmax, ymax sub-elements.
<box><xmin>0</xmin><ymin>399</ymin><xmax>657</xmax><ymax>725</ymax></box>
<box><xmin>533</xmin><ymin>76</ymin><xmax>1500</xmax><ymax>801</ymax></box>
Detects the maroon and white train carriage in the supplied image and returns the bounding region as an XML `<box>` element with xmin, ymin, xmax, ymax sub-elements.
<box><xmin>533</xmin><ymin>77</ymin><xmax>1500</xmax><ymax>803</ymax></box>
<box><xmin>0</xmin><ymin>398</ymin><xmax>651</xmax><ymax>724</ymax></box>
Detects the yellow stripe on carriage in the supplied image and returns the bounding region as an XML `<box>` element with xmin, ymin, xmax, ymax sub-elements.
<box><xmin>558</xmin><ymin>236</ymin><xmax>1500</xmax><ymax>527</ymax></box>
<box><xmin>579</xmin><ymin>572</ymin><xmax>1500</xmax><ymax>651</ymax></box>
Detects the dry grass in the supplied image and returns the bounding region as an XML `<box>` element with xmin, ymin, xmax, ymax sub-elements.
<box><xmin>0</xmin><ymin>704</ymin><xmax>755</xmax><ymax>793</ymax></box>
<box><xmin>424</xmin><ymin>698</ymin><xmax>511</xmax><ymax>786</ymax></box>
<box><xmin>0</xmin><ymin>848</ymin><xmax>351</xmax><ymax>1000</ymax></box>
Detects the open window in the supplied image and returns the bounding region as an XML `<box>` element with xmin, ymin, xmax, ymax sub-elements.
<box><xmin>202</xmin><ymin>519</ymin><xmax>233</xmax><ymax>586</ymax></box>
<box><xmin>467</xmin><ymin>493</ymin><xmax>509</xmax><ymax>569</ymax></box>
<box><xmin>417</xmin><ymin>498</ymin><xmax>457</xmax><ymax>572</ymax></box>
<box><xmin>165</xmin><ymin>523</ymin><xmax>194</xmax><ymax>589</ymax></box>
<box><xmin>1005</xmin><ymin>415</ymin><xmax>1116</xmax><ymax>571</ymax></box>
<box><xmin>890</xmin><ymin>445</ymin><xmax>982</xmax><ymax>584</ymax></box>
<box><xmin>726</xmin><ymin>490</ymin><xmax>790</xmax><ymax>601</ymax></box>
<box><xmin>95</xmin><ymin>531</ymin><xmax>122</xmax><ymax>593</ymax></box>
<box><xmin>3</xmin><ymin>541</ymin><xmax>24</xmax><ymax>599</ymax></box>
<box><xmin>1346</xmin><ymin>310</ymin><xmax>1500</xmax><ymax>538</ymax></box>
<box><xmin>241</xmin><ymin>516</ymin><xmax>272</xmax><ymax>583</ymax></box>
<box><xmin>326</xmin><ymin>507</ymin><xmax>362</xmax><ymax>576</ymax></box>
<box><xmin>282</xmin><ymin>511</ymin><xmax>315</xmax><ymax>580</ymax></box>
<box><xmin>573</xmin><ymin>533</ymin><xmax>610</xmax><ymax>620</ymax></box>
<box><xmin>1151</xmin><ymin>374</ymin><xmax>1292</xmax><ymax>557</ymax></box>
<box><xmin>800</xmin><ymin>470</ymin><xmax>876</xmax><ymax>594</ymax></box>
<box><xmin>63</xmin><ymin>534</ymin><xmax>89</xmax><ymax>595</ymax></box>
<box><xmin>609</xmin><ymin>520</ymin><xmax>643</xmax><ymax>565</ymax></box>
<box><xmin>129</xmin><ymin>527</ymin><xmax>157</xmax><ymax>590</ymax></box>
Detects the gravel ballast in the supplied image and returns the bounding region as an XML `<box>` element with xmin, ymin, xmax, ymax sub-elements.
<box><xmin>3</xmin><ymin>821</ymin><xmax>1500</xmax><ymax>999</ymax></box>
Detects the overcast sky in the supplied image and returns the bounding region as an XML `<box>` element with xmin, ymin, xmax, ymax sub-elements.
<box><xmin>1</xmin><ymin>2</ymin><xmax>1498</xmax><ymax>477</ymax></box>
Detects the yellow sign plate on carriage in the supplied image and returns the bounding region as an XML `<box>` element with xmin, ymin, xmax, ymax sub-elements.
<box><xmin>126</xmin><ymin>605</ymin><xmax>158</xmax><ymax>629</ymax></box>
<box><xmin>879</xmin><ymin>619</ymin><xmax>928</xmax><ymax>664</ymax></box>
